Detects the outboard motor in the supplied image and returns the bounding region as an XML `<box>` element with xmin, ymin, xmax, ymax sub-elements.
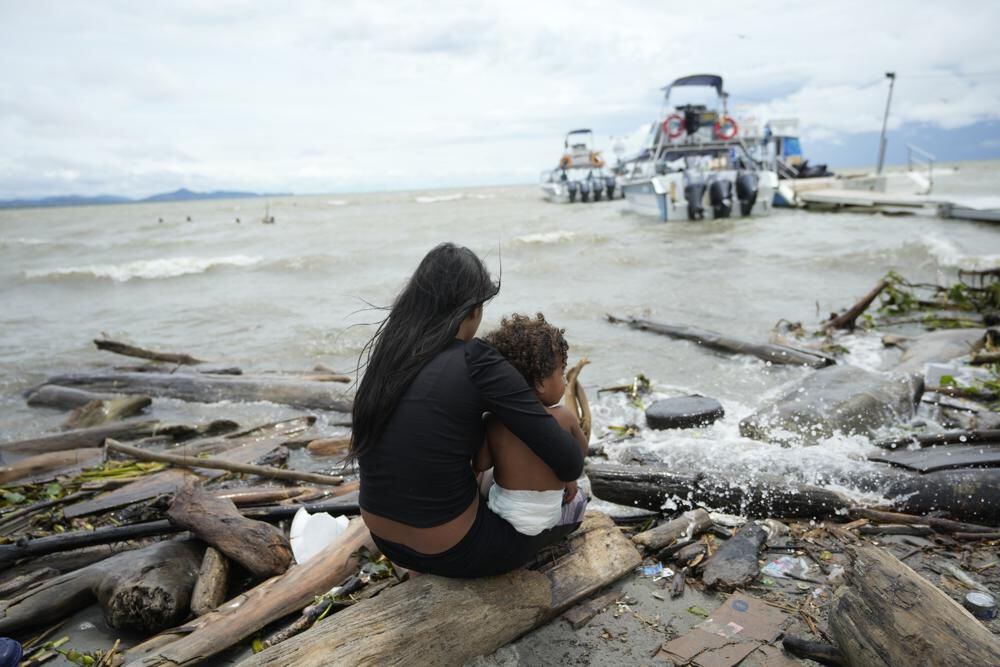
<box><xmin>684</xmin><ymin>182</ymin><xmax>706</xmax><ymax>220</ymax></box>
<box><xmin>736</xmin><ymin>171</ymin><xmax>758</xmax><ymax>216</ymax></box>
<box><xmin>592</xmin><ymin>178</ymin><xmax>603</xmax><ymax>201</ymax></box>
<box><xmin>605</xmin><ymin>175</ymin><xmax>616</xmax><ymax>199</ymax></box>
<box><xmin>708</xmin><ymin>179</ymin><xmax>733</xmax><ymax>218</ymax></box>
<box><xmin>567</xmin><ymin>181</ymin><xmax>578</xmax><ymax>203</ymax></box>
<box><xmin>579</xmin><ymin>180</ymin><xmax>591</xmax><ymax>203</ymax></box>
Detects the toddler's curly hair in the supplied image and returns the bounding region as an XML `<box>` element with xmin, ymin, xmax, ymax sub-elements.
<box><xmin>484</xmin><ymin>313</ymin><xmax>568</xmax><ymax>388</ymax></box>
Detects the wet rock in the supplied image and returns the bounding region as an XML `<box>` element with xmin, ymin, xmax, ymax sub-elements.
<box><xmin>739</xmin><ymin>365</ymin><xmax>923</xmax><ymax>445</ymax></box>
<box><xmin>701</xmin><ymin>522</ymin><xmax>767</xmax><ymax>591</ymax></box>
<box><xmin>645</xmin><ymin>395</ymin><xmax>724</xmax><ymax>430</ymax></box>
<box><xmin>893</xmin><ymin>328</ymin><xmax>986</xmax><ymax>374</ymax></box>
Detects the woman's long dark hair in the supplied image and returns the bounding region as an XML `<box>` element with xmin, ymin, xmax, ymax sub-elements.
<box><xmin>350</xmin><ymin>243</ymin><xmax>499</xmax><ymax>461</ymax></box>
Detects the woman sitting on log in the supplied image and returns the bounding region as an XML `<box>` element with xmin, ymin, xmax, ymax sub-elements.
<box><xmin>352</xmin><ymin>243</ymin><xmax>586</xmax><ymax>577</ymax></box>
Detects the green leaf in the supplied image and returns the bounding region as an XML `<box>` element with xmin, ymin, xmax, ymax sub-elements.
<box><xmin>2</xmin><ymin>491</ymin><xmax>26</xmax><ymax>504</ymax></box>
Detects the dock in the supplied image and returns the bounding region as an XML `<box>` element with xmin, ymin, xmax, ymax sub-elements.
<box><xmin>797</xmin><ymin>187</ymin><xmax>1000</xmax><ymax>222</ymax></box>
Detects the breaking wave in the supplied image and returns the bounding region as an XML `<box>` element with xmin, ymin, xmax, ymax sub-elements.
<box><xmin>414</xmin><ymin>193</ymin><xmax>464</xmax><ymax>204</ymax></box>
<box><xmin>25</xmin><ymin>255</ymin><xmax>261</xmax><ymax>282</ymax></box>
<box><xmin>921</xmin><ymin>234</ymin><xmax>1000</xmax><ymax>271</ymax></box>
<box><xmin>515</xmin><ymin>230</ymin><xmax>577</xmax><ymax>244</ymax></box>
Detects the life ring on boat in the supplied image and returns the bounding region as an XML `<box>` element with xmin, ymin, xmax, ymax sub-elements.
<box><xmin>589</xmin><ymin>152</ymin><xmax>605</xmax><ymax>167</ymax></box>
<box><xmin>714</xmin><ymin>116</ymin><xmax>739</xmax><ymax>141</ymax></box>
<box><xmin>559</xmin><ymin>154</ymin><xmax>572</xmax><ymax>169</ymax></box>
<box><xmin>663</xmin><ymin>114</ymin><xmax>685</xmax><ymax>139</ymax></box>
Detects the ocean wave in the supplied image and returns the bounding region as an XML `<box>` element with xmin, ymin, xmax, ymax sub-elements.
<box><xmin>921</xmin><ymin>234</ymin><xmax>1000</xmax><ymax>271</ymax></box>
<box><xmin>326</xmin><ymin>200</ymin><xmax>348</xmax><ymax>206</ymax></box>
<box><xmin>415</xmin><ymin>193</ymin><xmax>464</xmax><ymax>204</ymax></box>
<box><xmin>514</xmin><ymin>230</ymin><xmax>577</xmax><ymax>244</ymax></box>
<box><xmin>25</xmin><ymin>255</ymin><xmax>261</xmax><ymax>282</ymax></box>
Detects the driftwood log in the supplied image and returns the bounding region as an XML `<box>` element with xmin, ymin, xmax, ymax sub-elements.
<box><xmin>234</xmin><ymin>513</ymin><xmax>641</xmax><ymax>667</ymax></box>
<box><xmin>306</xmin><ymin>437</ymin><xmax>351</xmax><ymax>457</ymax></box>
<box><xmin>0</xmin><ymin>540</ymin><xmax>203</xmax><ymax>635</ymax></box>
<box><xmin>587</xmin><ymin>463</ymin><xmax>851</xmax><ymax>518</ymax></box>
<box><xmin>824</xmin><ymin>280</ymin><xmax>888</xmax><ymax>331</ymax></box>
<box><xmin>124</xmin><ymin>519</ymin><xmax>374</xmax><ymax>667</ymax></box>
<box><xmin>884</xmin><ymin>468</ymin><xmax>1000</xmax><ymax>526</ymax></box>
<box><xmin>1</xmin><ymin>420</ymin><xmax>163</xmax><ymax>454</ymax></box>
<box><xmin>108</xmin><ymin>439</ymin><xmax>343</xmax><ymax>486</ymax></box>
<box><xmin>190</xmin><ymin>548</ymin><xmax>228</xmax><ymax>617</ymax></box>
<box><xmin>632</xmin><ymin>509</ymin><xmax>712</xmax><ymax>551</ymax></box>
<box><xmin>564</xmin><ymin>358</ymin><xmax>592</xmax><ymax>440</ymax></box>
<box><xmin>829</xmin><ymin>544</ymin><xmax>1000</xmax><ymax>666</ymax></box>
<box><xmin>874</xmin><ymin>428</ymin><xmax>1000</xmax><ymax>450</ymax></box>
<box><xmin>25</xmin><ymin>385</ymin><xmax>116</xmax><ymax>409</ymax></box>
<box><xmin>63</xmin><ymin>395</ymin><xmax>152</xmax><ymax>429</ymax></box>
<box><xmin>167</xmin><ymin>481</ymin><xmax>292</xmax><ymax>578</ymax></box>
<box><xmin>94</xmin><ymin>338</ymin><xmax>205</xmax><ymax>366</ymax></box>
<box><xmin>608</xmin><ymin>316</ymin><xmax>832</xmax><ymax>368</ymax></box>
<box><xmin>0</xmin><ymin>447</ymin><xmax>103</xmax><ymax>485</ymax></box>
<box><xmin>42</xmin><ymin>371</ymin><xmax>353</xmax><ymax>412</ymax></box>
<box><xmin>893</xmin><ymin>328</ymin><xmax>987</xmax><ymax>374</ymax></box>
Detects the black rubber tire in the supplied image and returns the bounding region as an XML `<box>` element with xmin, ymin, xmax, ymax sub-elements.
<box><xmin>645</xmin><ymin>395</ymin><xmax>725</xmax><ymax>430</ymax></box>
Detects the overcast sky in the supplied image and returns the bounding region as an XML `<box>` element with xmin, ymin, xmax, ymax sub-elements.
<box><xmin>2</xmin><ymin>1</ymin><xmax>999</xmax><ymax>198</ymax></box>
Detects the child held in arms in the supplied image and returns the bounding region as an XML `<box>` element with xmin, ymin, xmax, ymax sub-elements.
<box><xmin>475</xmin><ymin>313</ymin><xmax>589</xmax><ymax>536</ymax></box>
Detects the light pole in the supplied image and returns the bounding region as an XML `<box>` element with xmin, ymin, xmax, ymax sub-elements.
<box><xmin>876</xmin><ymin>72</ymin><xmax>896</xmax><ymax>176</ymax></box>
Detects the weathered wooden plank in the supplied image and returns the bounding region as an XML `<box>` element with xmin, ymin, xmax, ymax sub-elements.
<box><xmin>867</xmin><ymin>444</ymin><xmax>1000</xmax><ymax>473</ymax></box>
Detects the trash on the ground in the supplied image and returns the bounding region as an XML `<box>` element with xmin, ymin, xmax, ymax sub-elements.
<box><xmin>963</xmin><ymin>591</ymin><xmax>997</xmax><ymax>620</ymax></box>
<box><xmin>638</xmin><ymin>562</ymin><xmax>673</xmax><ymax>578</ymax></box>
<box><xmin>686</xmin><ymin>605</ymin><xmax>710</xmax><ymax>618</ymax></box>
<box><xmin>761</xmin><ymin>555</ymin><xmax>813</xmax><ymax>580</ymax></box>
<box><xmin>661</xmin><ymin>593</ymin><xmax>790</xmax><ymax>667</ymax></box>
<box><xmin>289</xmin><ymin>507</ymin><xmax>350</xmax><ymax>564</ymax></box>
<box><xmin>562</xmin><ymin>590</ymin><xmax>621</xmax><ymax>630</ymax></box>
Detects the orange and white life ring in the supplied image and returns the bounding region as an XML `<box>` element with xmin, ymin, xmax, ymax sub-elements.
<box><xmin>589</xmin><ymin>152</ymin><xmax>605</xmax><ymax>168</ymax></box>
<box><xmin>559</xmin><ymin>155</ymin><xmax>572</xmax><ymax>169</ymax></box>
<box><xmin>714</xmin><ymin>116</ymin><xmax>739</xmax><ymax>141</ymax></box>
<box><xmin>663</xmin><ymin>114</ymin><xmax>685</xmax><ymax>139</ymax></box>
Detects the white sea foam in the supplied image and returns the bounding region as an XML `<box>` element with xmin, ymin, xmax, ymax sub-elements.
<box><xmin>922</xmin><ymin>234</ymin><xmax>1000</xmax><ymax>271</ymax></box>
<box><xmin>1</xmin><ymin>237</ymin><xmax>52</xmax><ymax>247</ymax></box>
<box><xmin>415</xmin><ymin>193</ymin><xmax>464</xmax><ymax>204</ymax></box>
<box><xmin>326</xmin><ymin>200</ymin><xmax>348</xmax><ymax>206</ymax></box>
<box><xmin>515</xmin><ymin>230</ymin><xmax>576</xmax><ymax>244</ymax></box>
<box><xmin>26</xmin><ymin>255</ymin><xmax>261</xmax><ymax>282</ymax></box>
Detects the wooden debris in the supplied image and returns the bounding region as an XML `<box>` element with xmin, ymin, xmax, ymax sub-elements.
<box><xmin>563</xmin><ymin>358</ymin><xmax>592</xmax><ymax>440</ymax></box>
<box><xmin>0</xmin><ymin>540</ymin><xmax>203</xmax><ymax>634</ymax></box>
<box><xmin>874</xmin><ymin>428</ymin><xmax>1000</xmax><ymax>450</ymax></box>
<box><xmin>701</xmin><ymin>522</ymin><xmax>767</xmax><ymax>591</ymax></box>
<box><xmin>781</xmin><ymin>635</ymin><xmax>845</xmax><ymax>666</ymax></box>
<box><xmin>632</xmin><ymin>508</ymin><xmax>712</xmax><ymax>551</ymax></box>
<box><xmin>306</xmin><ymin>437</ymin><xmax>351</xmax><ymax>457</ymax></box>
<box><xmin>1</xmin><ymin>420</ymin><xmax>162</xmax><ymax>454</ymax></box>
<box><xmin>670</xmin><ymin>569</ymin><xmax>686</xmax><ymax>599</ymax></box>
<box><xmin>848</xmin><ymin>507</ymin><xmax>995</xmax><ymax>534</ymax></box>
<box><xmin>0</xmin><ymin>568</ymin><xmax>60</xmax><ymax>599</ymax></box>
<box><xmin>882</xmin><ymin>468</ymin><xmax>1000</xmax><ymax>525</ymax></box>
<box><xmin>42</xmin><ymin>371</ymin><xmax>352</xmax><ymax>412</ymax></box>
<box><xmin>62</xmin><ymin>395</ymin><xmax>152</xmax><ymax>429</ymax></box>
<box><xmin>25</xmin><ymin>385</ymin><xmax>116</xmax><ymax>410</ymax></box>
<box><xmin>829</xmin><ymin>544</ymin><xmax>1000</xmax><ymax>666</ymax></box>
<box><xmin>867</xmin><ymin>443</ymin><xmax>1000</xmax><ymax>473</ymax></box>
<box><xmin>562</xmin><ymin>590</ymin><xmax>619</xmax><ymax>630</ymax></box>
<box><xmin>108</xmin><ymin>439</ymin><xmax>344</xmax><ymax>486</ymax></box>
<box><xmin>587</xmin><ymin>463</ymin><xmax>852</xmax><ymax>518</ymax></box>
<box><xmin>190</xmin><ymin>548</ymin><xmax>229</xmax><ymax>617</ymax></box>
<box><xmin>608</xmin><ymin>315</ymin><xmax>833</xmax><ymax>368</ymax></box>
<box><xmin>167</xmin><ymin>480</ymin><xmax>292</xmax><ymax>579</ymax></box>
<box><xmin>0</xmin><ymin>447</ymin><xmax>103</xmax><ymax>485</ymax></box>
<box><xmin>95</xmin><ymin>338</ymin><xmax>206</xmax><ymax>366</ymax></box>
<box><xmin>824</xmin><ymin>280</ymin><xmax>888</xmax><ymax>331</ymax></box>
<box><xmin>232</xmin><ymin>513</ymin><xmax>641</xmax><ymax>667</ymax></box>
<box><xmin>124</xmin><ymin>518</ymin><xmax>374</xmax><ymax>667</ymax></box>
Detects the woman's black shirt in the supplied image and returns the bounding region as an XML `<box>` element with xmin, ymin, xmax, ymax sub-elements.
<box><xmin>358</xmin><ymin>337</ymin><xmax>584</xmax><ymax>528</ymax></box>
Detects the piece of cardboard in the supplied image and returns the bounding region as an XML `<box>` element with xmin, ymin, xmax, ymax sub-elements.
<box><xmin>660</xmin><ymin>593</ymin><xmax>789</xmax><ymax>667</ymax></box>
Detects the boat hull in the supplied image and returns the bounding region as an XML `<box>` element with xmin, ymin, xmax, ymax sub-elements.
<box><xmin>622</xmin><ymin>171</ymin><xmax>776</xmax><ymax>221</ymax></box>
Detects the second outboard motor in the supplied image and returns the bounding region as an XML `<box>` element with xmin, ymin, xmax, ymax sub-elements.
<box><xmin>736</xmin><ymin>171</ymin><xmax>758</xmax><ymax>216</ymax></box>
<box><xmin>592</xmin><ymin>178</ymin><xmax>603</xmax><ymax>201</ymax></box>
<box><xmin>605</xmin><ymin>175</ymin><xmax>616</xmax><ymax>199</ymax></box>
<box><xmin>567</xmin><ymin>181</ymin><xmax>578</xmax><ymax>203</ymax></box>
<box><xmin>708</xmin><ymin>179</ymin><xmax>733</xmax><ymax>218</ymax></box>
<box><xmin>684</xmin><ymin>182</ymin><xmax>706</xmax><ymax>220</ymax></box>
<box><xmin>579</xmin><ymin>180</ymin><xmax>591</xmax><ymax>203</ymax></box>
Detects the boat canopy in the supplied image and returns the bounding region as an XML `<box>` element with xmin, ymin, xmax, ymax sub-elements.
<box><xmin>662</xmin><ymin>74</ymin><xmax>723</xmax><ymax>96</ymax></box>
<box><xmin>567</xmin><ymin>128</ymin><xmax>593</xmax><ymax>135</ymax></box>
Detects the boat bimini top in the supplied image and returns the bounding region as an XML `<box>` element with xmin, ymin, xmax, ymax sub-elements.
<box><xmin>559</xmin><ymin>129</ymin><xmax>605</xmax><ymax>169</ymax></box>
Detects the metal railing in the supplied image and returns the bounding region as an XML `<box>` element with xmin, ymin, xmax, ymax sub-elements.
<box><xmin>906</xmin><ymin>143</ymin><xmax>936</xmax><ymax>193</ymax></box>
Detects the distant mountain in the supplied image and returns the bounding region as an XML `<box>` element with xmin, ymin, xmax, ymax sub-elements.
<box><xmin>0</xmin><ymin>189</ymin><xmax>286</xmax><ymax>209</ymax></box>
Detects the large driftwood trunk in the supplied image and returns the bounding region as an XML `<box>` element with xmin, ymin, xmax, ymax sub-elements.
<box><xmin>0</xmin><ymin>448</ymin><xmax>102</xmax><ymax>484</ymax></box>
<box><xmin>167</xmin><ymin>481</ymin><xmax>292</xmax><ymax>578</ymax></box>
<box><xmin>587</xmin><ymin>463</ymin><xmax>851</xmax><ymax>518</ymax></box>
<box><xmin>63</xmin><ymin>395</ymin><xmax>152</xmax><ymax>429</ymax></box>
<box><xmin>42</xmin><ymin>371</ymin><xmax>352</xmax><ymax>412</ymax></box>
<box><xmin>632</xmin><ymin>509</ymin><xmax>711</xmax><ymax>551</ymax></box>
<box><xmin>739</xmin><ymin>365</ymin><xmax>923</xmax><ymax>445</ymax></box>
<box><xmin>235</xmin><ymin>513</ymin><xmax>641</xmax><ymax>667</ymax></box>
<box><xmin>1</xmin><ymin>420</ymin><xmax>162</xmax><ymax>454</ymax></box>
<box><xmin>0</xmin><ymin>540</ymin><xmax>203</xmax><ymax>636</ymax></box>
<box><xmin>124</xmin><ymin>518</ymin><xmax>374</xmax><ymax>667</ymax></box>
<box><xmin>610</xmin><ymin>316</ymin><xmax>833</xmax><ymax>368</ymax></box>
<box><xmin>25</xmin><ymin>385</ymin><xmax>116</xmax><ymax>409</ymax></box>
<box><xmin>829</xmin><ymin>544</ymin><xmax>1000</xmax><ymax>666</ymax></box>
<box><xmin>885</xmin><ymin>467</ymin><xmax>1000</xmax><ymax>526</ymax></box>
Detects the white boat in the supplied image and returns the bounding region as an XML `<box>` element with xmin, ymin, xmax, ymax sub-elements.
<box><xmin>619</xmin><ymin>75</ymin><xmax>777</xmax><ymax>221</ymax></box>
<box><xmin>540</xmin><ymin>129</ymin><xmax>617</xmax><ymax>203</ymax></box>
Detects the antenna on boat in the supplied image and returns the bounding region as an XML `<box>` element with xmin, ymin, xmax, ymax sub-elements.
<box><xmin>876</xmin><ymin>72</ymin><xmax>896</xmax><ymax>176</ymax></box>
